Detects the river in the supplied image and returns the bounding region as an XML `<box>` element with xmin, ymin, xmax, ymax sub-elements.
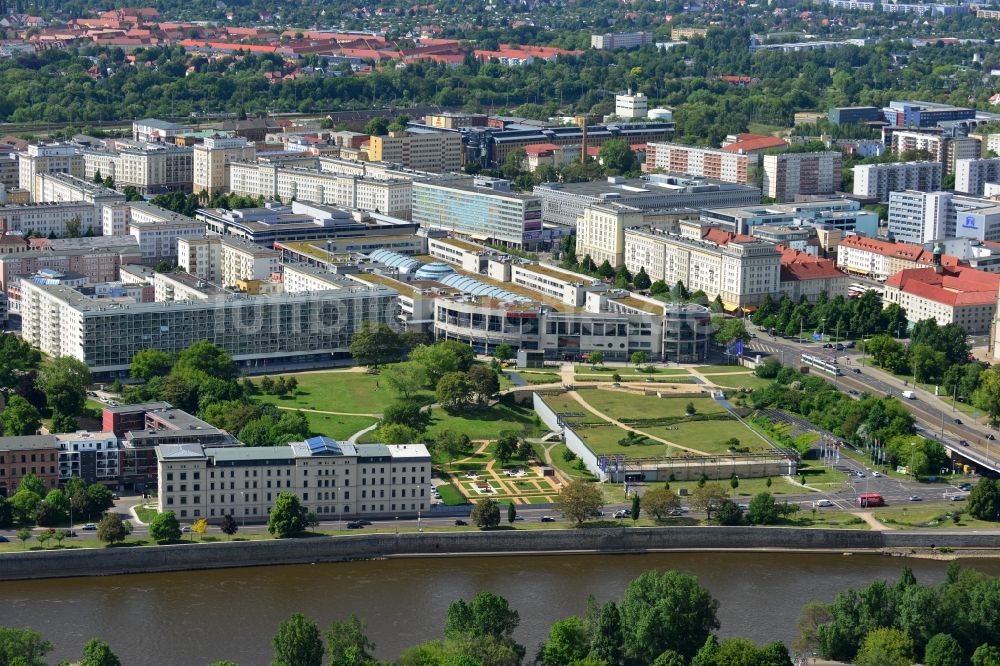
<box><xmin>1</xmin><ymin>552</ymin><xmax>999</xmax><ymax>665</ymax></box>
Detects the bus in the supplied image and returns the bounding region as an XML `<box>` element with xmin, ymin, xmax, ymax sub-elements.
<box><xmin>801</xmin><ymin>353</ymin><xmax>842</xmax><ymax>376</ymax></box>
<box><xmin>858</xmin><ymin>493</ymin><xmax>885</xmax><ymax>508</ymax></box>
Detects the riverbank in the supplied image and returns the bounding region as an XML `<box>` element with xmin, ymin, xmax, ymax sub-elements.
<box><xmin>2</xmin><ymin>526</ymin><xmax>1000</xmax><ymax>581</ymax></box>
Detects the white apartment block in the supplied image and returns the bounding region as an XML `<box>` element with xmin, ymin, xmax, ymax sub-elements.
<box><xmin>0</xmin><ymin>201</ymin><xmax>102</xmax><ymax>237</ymax></box>
<box><xmin>888</xmin><ymin>190</ymin><xmax>1000</xmax><ymax>243</ymax></box>
<box><xmin>623</xmin><ymin>227</ymin><xmax>782</xmax><ymax>309</ymax></box>
<box><xmin>32</xmin><ymin>172</ymin><xmax>125</xmax><ymax>206</ymax></box>
<box><xmin>18</xmin><ymin>144</ymin><xmax>84</xmax><ymax>201</ymax></box>
<box><xmin>955</xmin><ymin>158</ymin><xmax>1000</xmax><ymax>196</ymax></box>
<box><xmin>127</xmin><ymin>202</ymin><xmax>207</xmax><ymax>265</ymax></box>
<box><xmin>193</xmin><ymin>135</ymin><xmax>256</xmax><ymax>195</ymax></box>
<box><xmin>178</xmin><ymin>235</ymin><xmax>279</xmax><ymax>286</ymax></box>
<box><xmin>132</xmin><ymin>118</ymin><xmax>188</xmax><ymax>144</ymax></box>
<box><xmin>156</xmin><ymin>439</ymin><xmax>432</xmax><ymax>523</ymax></box>
<box><xmin>852</xmin><ymin>161</ymin><xmax>943</xmax><ymax>202</ymax></box>
<box><xmin>615</xmin><ymin>92</ymin><xmax>648</xmax><ymax>119</ymax></box>
<box><xmin>19</xmin><ymin>278</ymin><xmax>399</xmax><ymax>373</ymax></box>
<box><xmin>367</xmin><ymin>130</ymin><xmax>463</xmax><ymax>172</ymax></box>
<box><xmin>83</xmin><ymin>146</ymin><xmax>194</xmax><ymax>195</ymax></box>
<box><xmin>762</xmin><ymin>152</ymin><xmax>841</xmax><ymax>202</ymax></box>
<box><xmin>575</xmin><ymin>202</ymin><xmax>645</xmax><ymax>267</ymax></box>
<box><xmin>282</xmin><ymin>263</ymin><xmax>348</xmax><ymax>293</ymax></box>
<box><xmin>228</xmin><ymin>163</ymin><xmax>412</xmax><ymax>218</ymax></box>
<box><xmin>644</xmin><ymin>142</ymin><xmax>752</xmax><ymax>184</ymax></box>
<box><xmin>590</xmin><ymin>31</ymin><xmax>652</xmax><ymax>50</ymax></box>
<box><xmin>101</xmin><ymin>204</ymin><xmax>129</xmax><ymax>236</ymax></box>
<box><xmin>55</xmin><ymin>431</ymin><xmax>120</xmax><ymax>484</ymax></box>
<box><xmin>892</xmin><ymin>131</ymin><xmax>947</xmax><ymax>162</ymax></box>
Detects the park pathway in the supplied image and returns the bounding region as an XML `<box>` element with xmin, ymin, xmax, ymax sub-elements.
<box><xmin>852</xmin><ymin>511</ymin><xmax>894</xmax><ymax>531</ymax></box>
<box><xmin>566</xmin><ymin>390</ymin><xmax>713</xmax><ymax>456</ymax></box>
<box><xmin>273</xmin><ymin>405</ymin><xmax>380</xmax><ymax>418</ymax></box>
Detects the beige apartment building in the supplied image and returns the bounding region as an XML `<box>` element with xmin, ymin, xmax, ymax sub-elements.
<box><xmin>19</xmin><ymin>144</ymin><xmax>84</xmax><ymax>201</ymax></box>
<box><xmin>193</xmin><ymin>135</ymin><xmax>256</xmax><ymax>195</ymax></box>
<box><xmin>574</xmin><ymin>202</ymin><xmax>645</xmax><ymax>267</ymax></box>
<box><xmin>177</xmin><ymin>235</ymin><xmax>279</xmax><ymax>287</ymax></box>
<box><xmin>156</xmin><ymin>438</ymin><xmax>432</xmax><ymax>523</ymax></box>
<box><xmin>367</xmin><ymin>130</ymin><xmax>463</xmax><ymax>172</ymax></box>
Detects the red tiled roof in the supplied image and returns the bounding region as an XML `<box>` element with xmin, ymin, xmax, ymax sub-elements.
<box><xmin>702</xmin><ymin>228</ymin><xmax>757</xmax><ymax>246</ymax></box>
<box><xmin>777</xmin><ymin>246</ymin><xmax>846</xmax><ymax>281</ymax></box>
<box><xmin>523</xmin><ymin>142</ymin><xmax>561</xmax><ymax>156</ymax></box>
<box><xmin>885</xmin><ymin>266</ymin><xmax>999</xmax><ymax>307</ymax></box>
<box><xmin>839</xmin><ymin>235</ymin><xmax>961</xmax><ymax>267</ymax></box>
<box><xmin>722</xmin><ymin>135</ymin><xmax>788</xmax><ymax>153</ymax></box>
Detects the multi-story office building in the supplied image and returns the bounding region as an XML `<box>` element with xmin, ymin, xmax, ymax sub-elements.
<box><xmin>762</xmin><ymin>152</ymin><xmax>841</xmax><ymax>202</ymax></box>
<box><xmin>882</xmin><ymin>101</ymin><xmax>976</xmax><ymax>128</ymax></box>
<box><xmin>0</xmin><ymin>235</ymin><xmax>140</xmax><ymax>291</ymax></box>
<box><xmin>82</xmin><ymin>145</ymin><xmax>194</xmax><ymax>195</ymax></box>
<box><xmin>534</xmin><ymin>174</ymin><xmax>760</xmax><ymax>228</ymax></box>
<box><xmin>615</xmin><ymin>91</ymin><xmax>648</xmax><ymax>119</ymax></box>
<box><xmin>412</xmin><ymin>177</ymin><xmax>543</xmax><ymax>248</ymax></box>
<box><xmin>0</xmin><ymin>435</ymin><xmax>60</xmax><ymax>496</ymax></box>
<box><xmin>891</xmin><ymin>131</ymin><xmax>980</xmax><ymax>174</ymax></box>
<box><xmin>0</xmin><ymin>153</ymin><xmax>19</xmax><ymax>190</ymax></box>
<box><xmin>836</xmin><ymin>234</ymin><xmax>960</xmax><ymax>280</ymax></box>
<box><xmin>228</xmin><ymin>162</ymin><xmax>412</xmax><ymax>218</ymax></box>
<box><xmin>852</xmin><ymin>161</ymin><xmax>943</xmax><ymax>202</ymax></box>
<box><xmin>590</xmin><ymin>31</ymin><xmax>652</xmax><ymax>50</ymax></box>
<box><xmin>422</xmin><ymin>113</ymin><xmax>489</xmax><ymax>130</ymax></box>
<box><xmin>0</xmin><ymin>201</ymin><xmax>105</xmax><ymax>237</ymax></box>
<box><xmin>700</xmin><ymin>199</ymin><xmax>879</xmax><ymax>237</ymax></box>
<box><xmin>955</xmin><ymin>158</ymin><xmax>1000</xmax><ymax>196</ymax></box>
<box><xmin>884</xmin><ymin>264</ymin><xmax>999</xmax><ymax>335</ymax></box>
<box><xmin>888</xmin><ymin>190</ymin><xmax>1000</xmax><ymax>243</ymax></box>
<box><xmin>132</xmin><ymin>118</ymin><xmax>189</xmax><ymax>144</ymax></box>
<box><xmin>127</xmin><ymin>202</ymin><xmax>206</xmax><ymax>265</ymax></box>
<box><xmin>32</xmin><ymin>172</ymin><xmax>126</xmax><ymax>206</ymax></box>
<box><xmin>19</xmin><ymin>278</ymin><xmax>399</xmax><ymax>375</ymax></box>
<box><xmin>574</xmin><ymin>202</ymin><xmax>646</xmax><ymax>267</ymax></box>
<box><xmin>18</xmin><ymin>144</ymin><xmax>84</xmax><ymax>201</ymax></box>
<box><xmin>177</xmin><ymin>235</ymin><xmax>280</xmax><ymax>287</ymax></box>
<box><xmin>156</xmin><ymin>438</ymin><xmax>432</xmax><ymax>523</ymax></box>
<box><xmin>366</xmin><ymin>129</ymin><xmax>463</xmax><ymax>172</ymax></box>
<box><xmin>193</xmin><ymin>135</ymin><xmax>256</xmax><ymax>195</ymax></box>
<box><xmin>644</xmin><ymin>142</ymin><xmax>753</xmax><ymax>184</ymax></box>
<box><xmin>828</xmin><ymin>106</ymin><xmax>883</xmax><ymax>125</ymax></box>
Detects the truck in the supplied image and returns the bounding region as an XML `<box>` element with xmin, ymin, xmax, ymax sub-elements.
<box><xmin>901</xmin><ymin>390</ymin><xmax>916</xmax><ymax>400</ymax></box>
<box><xmin>858</xmin><ymin>493</ymin><xmax>885</xmax><ymax>508</ymax></box>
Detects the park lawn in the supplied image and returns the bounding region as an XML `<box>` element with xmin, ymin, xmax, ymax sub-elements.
<box><xmin>574</xmin><ymin>375</ymin><xmax>693</xmax><ymax>384</ymax></box>
<box><xmin>547</xmin><ymin>443</ymin><xmax>597</xmax><ymax>481</ymax></box>
<box><xmin>578</xmin><ymin>390</ymin><xmax>724</xmax><ymax>421</ymax></box>
<box><xmin>873</xmin><ymin>504</ymin><xmax>999</xmax><ymax>529</ymax></box>
<box><xmin>424</xmin><ymin>398</ymin><xmax>542</xmax><ymax>440</ymax></box>
<box><xmin>573</xmin><ymin>366</ymin><xmax>689</xmax><ymax>377</ymax></box>
<box><xmin>645</xmin><ymin>418</ymin><xmax>764</xmax><ymax>454</ymax></box>
<box><xmin>256</xmin><ymin>371</ymin><xmax>432</xmax><ymax>415</ymax></box>
<box><xmin>539</xmin><ymin>393</ymin><xmax>606</xmax><ymax>425</ymax></box>
<box><xmin>779</xmin><ymin>512</ymin><xmax>870</xmax><ymax>530</ymax></box>
<box><xmin>434</xmin><ymin>480</ymin><xmax>468</xmax><ymax>506</ymax></box>
<box><xmin>575</xmin><ymin>423</ymin><xmax>679</xmax><ymax>458</ymax></box>
<box><xmin>665</xmin><ymin>475</ymin><xmax>804</xmax><ymax>497</ymax></box>
<box><xmin>694</xmin><ymin>364</ymin><xmax>749</xmax><ymax>374</ymax></box>
<box><xmin>518</xmin><ymin>372</ymin><xmax>563</xmax><ymax>385</ymax></box>
<box><xmin>797</xmin><ymin>460</ymin><xmax>850</xmax><ymax>490</ymax></box>
<box><xmin>303</xmin><ymin>412</ymin><xmax>378</xmax><ymax>441</ymax></box>
<box><xmin>705</xmin><ymin>374</ymin><xmax>773</xmax><ymax>390</ymax></box>
<box><xmin>134</xmin><ymin>505</ymin><xmax>159</xmax><ymax>523</ymax></box>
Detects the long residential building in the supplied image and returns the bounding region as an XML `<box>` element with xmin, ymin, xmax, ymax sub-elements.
<box><xmin>835</xmin><ymin>234</ymin><xmax>961</xmax><ymax>280</ymax></box>
<box><xmin>156</xmin><ymin>438</ymin><xmax>432</xmax><ymax>523</ymax></box>
<box><xmin>891</xmin><ymin>131</ymin><xmax>980</xmax><ymax>175</ymax></box>
<box><xmin>883</xmin><ymin>264</ymin><xmax>999</xmax><ymax>335</ymax></box>
<box><xmin>888</xmin><ymin>190</ymin><xmax>1000</xmax><ymax>244</ymax></box>
<box><xmin>762</xmin><ymin>152</ymin><xmax>841</xmax><ymax>202</ymax></box>
<box><xmin>367</xmin><ymin>129</ymin><xmax>463</xmax><ymax>172</ymax></box>
<box><xmin>81</xmin><ymin>144</ymin><xmax>194</xmax><ymax>195</ymax></box>
<box><xmin>0</xmin><ymin>201</ymin><xmax>105</xmax><ymax>237</ymax></box>
<box><xmin>19</xmin><ymin>277</ymin><xmax>400</xmax><ymax>375</ymax></box>
<box><xmin>590</xmin><ymin>31</ymin><xmax>652</xmax><ymax>50</ymax></box>
<box><xmin>533</xmin><ymin>174</ymin><xmax>760</xmax><ymax>228</ymax></box>
<box><xmin>32</xmin><ymin>172</ymin><xmax>126</xmax><ymax>206</ymax></box>
<box><xmin>955</xmin><ymin>157</ymin><xmax>1000</xmax><ymax>196</ymax></box>
<box><xmin>126</xmin><ymin>202</ymin><xmax>207</xmax><ymax>265</ymax></box>
<box><xmin>852</xmin><ymin>161</ymin><xmax>943</xmax><ymax>201</ymax></box>
<box><xmin>0</xmin><ymin>235</ymin><xmax>140</xmax><ymax>291</ymax></box>
<box><xmin>644</xmin><ymin>142</ymin><xmax>753</xmax><ymax>184</ymax></box>
<box><xmin>193</xmin><ymin>135</ymin><xmax>256</xmax><ymax>196</ymax></box>
<box><xmin>411</xmin><ymin>176</ymin><xmax>542</xmax><ymax>248</ymax></box>
<box><xmin>574</xmin><ymin>202</ymin><xmax>646</xmax><ymax>267</ymax></box>
<box><xmin>0</xmin><ymin>435</ymin><xmax>60</xmax><ymax>496</ymax></box>
<box><xmin>228</xmin><ymin>162</ymin><xmax>412</xmax><ymax>218</ymax></box>
<box><xmin>178</xmin><ymin>235</ymin><xmax>280</xmax><ymax>287</ymax></box>
<box><xmin>18</xmin><ymin>144</ymin><xmax>84</xmax><ymax>201</ymax></box>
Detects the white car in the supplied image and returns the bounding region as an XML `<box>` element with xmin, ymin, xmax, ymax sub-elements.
<box><xmin>613</xmin><ymin>509</ymin><xmax>629</xmax><ymax>519</ymax></box>
<box><xmin>814</xmin><ymin>499</ymin><xmax>834</xmax><ymax>508</ymax></box>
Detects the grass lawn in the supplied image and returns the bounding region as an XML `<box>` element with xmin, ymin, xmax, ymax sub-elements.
<box><xmin>873</xmin><ymin>503</ymin><xmax>999</xmax><ymax>529</ymax></box>
<box><xmin>706</xmin><ymin>374</ymin><xmax>773</xmax><ymax>390</ymax></box>
<box><xmin>694</xmin><ymin>364</ymin><xmax>749</xmax><ymax>374</ymax></box>
<box><xmin>256</xmin><ymin>370</ymin><xmax>432</xmax><ymax>415</ymax></box>
<box><xmin>518</xmin><ymin>372</ymin><xmax>563</xmax><ymax>385</ymax></box>
<box><xmin>573</xmin><ymin>366</ymin><xmax>688</xmax><ymax>376</ymax></box>
<box><xmin>645</xmin><ymin>418</ymin><xmax>764</xmax><ymax>454</ymax></box>
<box><xmin>779</xmin><ymin>512</ymin><xmax>869</xmax><ymax>530</ymax></box>
<box><xmin>663</xmin><ymin>476</ymin><xmax>804</xmax><ymax>497</ymax></box>
<box><xmin>424</xmin><ymin>398</ymin><xmax>542</xmax><ymax>440</ymax></box>
<box><xmin>574</xmin><ymin>375</ymin><xmax>693</xmax><ymax>384</ymax></box>
<box><xmin>747</xmin><ymin>122</ymin><xmax>788</xmax><ymax>136</ymax></box>
<box><xmin>303</xmin><ymin>412</ymin><xmax>378</xmax><ymax>440</ymax></box>
<box><xmin>576</xmin><ymin>423</ymin><xmax>679</xmax><ymax>458</ymax></box>
<box><xmin>134</xmin><ymin>505</ymin><xmax>159</xmax><ymax>523</ymax></box>
<box><xmin>797</xmin><ymin>460</ymin><xmax>850</xmax><ymax>490</ymax></box>
<box><xmin>546</xmin><ymin>443</ymin><xmax>597</xmax><ymax>481</ymax></box>
<box><xmin>434</xmin><ymin>479</ymin><xmax>468</xmax><ymax>506</ymax></box>
<box><xmin>539</xmin><ymin>393</ymin><xmax>606</xmax><ymax>425</ymax></box>
<box><xmin>579</xmin><ymin>390</ymin><xmax>723</xmax><ymax>422</ymax></box>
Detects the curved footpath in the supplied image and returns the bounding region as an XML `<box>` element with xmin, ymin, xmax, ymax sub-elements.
<box><xmin>2</xmin><ymin>526</ymin><xmax>999</xmax><ymax>582</ymax></box>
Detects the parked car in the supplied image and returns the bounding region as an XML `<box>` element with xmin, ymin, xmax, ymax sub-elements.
<box><xmin>855</xmin><ymin>471</ymin><xmax>865</xmax><ymax>478</ymax></box>
<box><xmin>835</xmin><ymin>343</ymin><xmax>845</xmax><ymax>351</ymax></box>
<box><xmin>540</xmin><ymin>516</ymin><xmax>556</xmax><ymax>522</ymax></box>
<box><xmin>111</xmin><ymin>493</ymin><xmax>120</xmax><ymax>500</ymax></box>
<box><xmin>872</xmin><ymin>471</ymin><xmax>880</xmax><ymax>478</ymax></box>
<box><xmin>909</xmin><ymin>495</ymin><xmax>922</xmax><ymax>501</ymax></box>
<box><xmin>959</xmin><ymin>483</ymin><xmax>973</xmax><ymax>491</ymax></box>
<box><xmin>513</xmin><ymin>515</ymin><xmax>525</xmax><ymax>521</ymax></box>
<box><xmin>181</xmin><ymin>526</ymin><xmax>191</xmax><ymax>533</ymax></box>
<box><xmin>737</xmin><ymin>503</ymin><xmax>749</xmax><ymax>511</ymax></box>
<box><xmin>848</xmin><ymin>389</ymin><xmax>859</xmax><ymax>396</ymax></box>
<box><xmin>845</xmin><ymin>341</ymin><xmax>856</xmax><ymax>349</ymax></box>
<box><xmin>0</xmin><ymin>536</ymin><xmax>8</xmax><ymax>542</ymax></box>
<box><xmin>346</xmin><ymin>521</ymin><xmax>364</xmax><ymax>529</ymax></box>
<box><xmin>83</xmin><ymin>523</ymin><xmax>97</xmax><ymax>531</ymax></box>
<box><xmin>668</xmin><ymin>509</ymin><xmax>684</xmax><ymax>516</ymax></box>
<box><xmin>454</xmin><ymin>519</ymin><xmax>468</xmax><ymax>526</ymax></box>
<box><xmin>613</xmin><ymin>509</ymin><xmax>629</xmax><ymax>519</ymax></box>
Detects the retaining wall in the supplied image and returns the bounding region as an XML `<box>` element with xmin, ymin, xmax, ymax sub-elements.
<box><xmin>2</xmin><ymin>527</ymin><xmax>998</xmax><ymax>582</ymax></box>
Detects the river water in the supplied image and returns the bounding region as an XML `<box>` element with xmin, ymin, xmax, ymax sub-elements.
<box><xmin>1</xmin><ymin>552</ymin><xmax>999</xmax><ymax>665</ymax></box>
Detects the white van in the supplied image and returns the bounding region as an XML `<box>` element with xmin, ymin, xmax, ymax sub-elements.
<box><xmin>901</xmin><ymin>390</ymin><xmax>916</xmax><ymax>400</ymax></box>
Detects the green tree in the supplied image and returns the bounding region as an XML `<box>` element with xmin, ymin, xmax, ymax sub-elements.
<box><xmin>713</xmin><ymin>318</ymin><xmax>750</xmax><ymax>348</ymax></box>
<box><xmin>715</xmin><ymin>499</ymin><xmax>743</xmax><ymax>526</ymax></box>
<box><xmin>620</xmin><ymin>570</ymin><xmax>720</xmax><ymax>662</ymax></box>
<box><xmin>0</xmin><ymin>627</ymin><xmax>52</xmax><ymax>665</ymax></box>
<box><xmin>220</xmin><ymin>513</ymin><xmax>239</xmax><ymax>540</ymax></box>
<box><xmin>0</xmin><ymin>395</ymin><xmax>40</xmax><ymax>436</ymax></box>
<box><xmin>690</xmin><ymin>484</ymin><xmax>728</xmax><ymax>520</ymax></box>
<box><xmin>325</xmin><ymin>614</ymin><xmax>374</xmax><ymax>666</ymax></box>
<box><xmin>747</xmin><ymin>492</ymin><xmax>797</xmax><ymax>525</ymax></box>
<box><xmin>130</xmin><ymin>348</ymin><xmax>174</xmax><ymax>381</ymax></box>
<box><xmin>641</xmin><ymin>487</ymin><xmax>681</xmax><ymax>520</ymax></box>
<box><xmin>630</xmin><ymin>494</ymin><xmax>640</xmax><ymax>522</ymax></box>
<box><xmin>381</xmin><ymin>401</ymin><xmax>428</xmax><ymax>433</ymax></box>
<box><xmin>633</xmin><ymin>267</ymin><xmax>651</xmax><ymax>290</ymax></box>
<box><xmin>86</xmin><ymin>484</ymin><xmax>115</xmax><ymax>518</ymax></box>
<box><xmin>174</xmin><ymin>340</ymin><xmax>237</xmax><ymax>380</ymax></box>
<box><xmin>365</xmin><ymin>116</ymin><xmax>390</xmax><ymax>136</ymax></box>
<box><xmin>471</xmin><ymin>497</ymin><xmax>501</xmax><ymax>528</ymax></box>
<box><xmin>433</xmin><ymin>430</ymin><xmax>472</xmax><ymax>464</ymax></box>
<box><xmin>37</xmin><ymin>356</ymin><xmax>91</xmax><ymax>416</ymax></box>
<box><xmin>410</xmin><ymin>341</ymin><xmax>475</xmax><ymax>385</ymax></box>
<box><xmin>10</xmin><ymin>489</ymin><xmax>41</xmax><ymax>526</ymax></box>
<box><xmin>445</xmin><ymin>591</ymin><xmax>520</xmax><ymax>642</ymax></box>
<box><xmin>148</xmin><ymin>511</ymin><xmax>182</xmax><ymax>542</ymax></box>
<box><xmin>0</xmin><ymin>333</ymin><xmax>41</xmax><ymax>390</ymax></box>
<box><xmin>630</xmin><ymin>351</ymin><xmax>648</xmax><ymax>367</ymax></box>
<box><xmin>382</xmin><ymin>361</ymin><xmax>429</xmax><ymax>399</ymax></box>
<box><xmin>272</xmin><ymin>612</ymin><xmax>324</xmax><ymax>666</ymax></box>
<box><xmin>37</xmin><ymin>489</ymin><xmax>68</xmax><ymax>526</ymax></box>
<box><xmin>540</xmin><ymin>616</ymin><xmax>589</xmax><ymax>665</ymax></box>
<box><xmin>268</xmin><ymin>492</ymin><xmax>308</xmax><ymax>538</ymax></box>
<box><xmin>349</xmin><ymin>322</ymin><xmax>406</xmax><ymax>369</ymax></box>
<box><xmin>96</xmin><ymin>513</ymin><xmax>127</xmax><ymax>545</ymax></box>
<box><xmin>557</xmin><ymin>480</ymin><xmax>603</xmax><ymax>525</ymax></box>
<box><xmin>468</xmin><ymin>365</ymin><xmax>500</xmax><ymax>406</ymax></box>
<box><xmin>80</xmin><ymin>639</ymin><xmax>122</xmax><ymax>666</ymax></box>
<box><xmin>967</xmin><ymin>478</ymin><xmax>1000</xmax><ymax>522</ymax></box>
<box><xmin>599</xmin><ymin>138</ymin><xmax>637</xmax><ymax>175</ymax></box>
<box><xmin>586</xmin><ymin>351</ymin><xmax>604</xmax><ymax>369</ymax></box>
<box><xmin>16</xmin><ymin>527</ymin><xmax>31</xmax><ymax>548</ymax></box>
<box><xmin>436</xmin><ymin>371</ymin><xmax>475</xmax><ymax>411</ymax></box>
<box><xmin>596</xmin><ymin>260</ymin><xmax>615</xmax><ymax>279</ymax></box>
<box><xmin>973</xmin><ymin>644</ymin><xmax>1000</xmax><ymax>666</ymax></box>
<box><xmin>495</xmin><ymin>431</ymin><xmax>519</xmax><ymax>466</ymax></box>
<box><xmin>49</xmin><ymin>411</ymin><xmax>77</xmax><ymax>434</ymax></box>
<box><xmin>923</xmin><ymin>633</ymin><xmax>964</xmax><ymax>666</ymax></box>
<box><xmin>507</xmin><ymin>502</ymin><xmax>517</xmax><ymax>525</ymax></box>
<box><xmin>588</xmin><ymin>601</ymin><xmax>623</xmax><ymax>665</ymax></box>
<box><xmin>975</xmin><ymin>366</ymin><xmax>1000</xmax><ymax>425</ymax></box>
<box><xmin>494</xmin><ymin>343</ymin><xmax>514</xmax><ymax>363</ymax></box>
<box><xmin>855</xmin><ymin>628</ymin><xmax>914</xmax><ymax>666</ymax></box>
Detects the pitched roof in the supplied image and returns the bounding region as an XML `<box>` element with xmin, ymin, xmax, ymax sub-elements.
<box><xmin>777</xmin><ymin>246</ymin><xmax>846</xmax><ymax>281</ymax></box>
<box><xmin>885</xmin><ymin>266</ymin><xmax>999</xmax><ymax>307</ymax></box>
<box><xmin>721</xmin><ymin>134</ymin><xmax>788</xmax><ymax>153</ymax></box>
<box><xmin>839</xmin><ymin>235</ymin><xmax>961</xmax><ymax>267</ymax></box>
